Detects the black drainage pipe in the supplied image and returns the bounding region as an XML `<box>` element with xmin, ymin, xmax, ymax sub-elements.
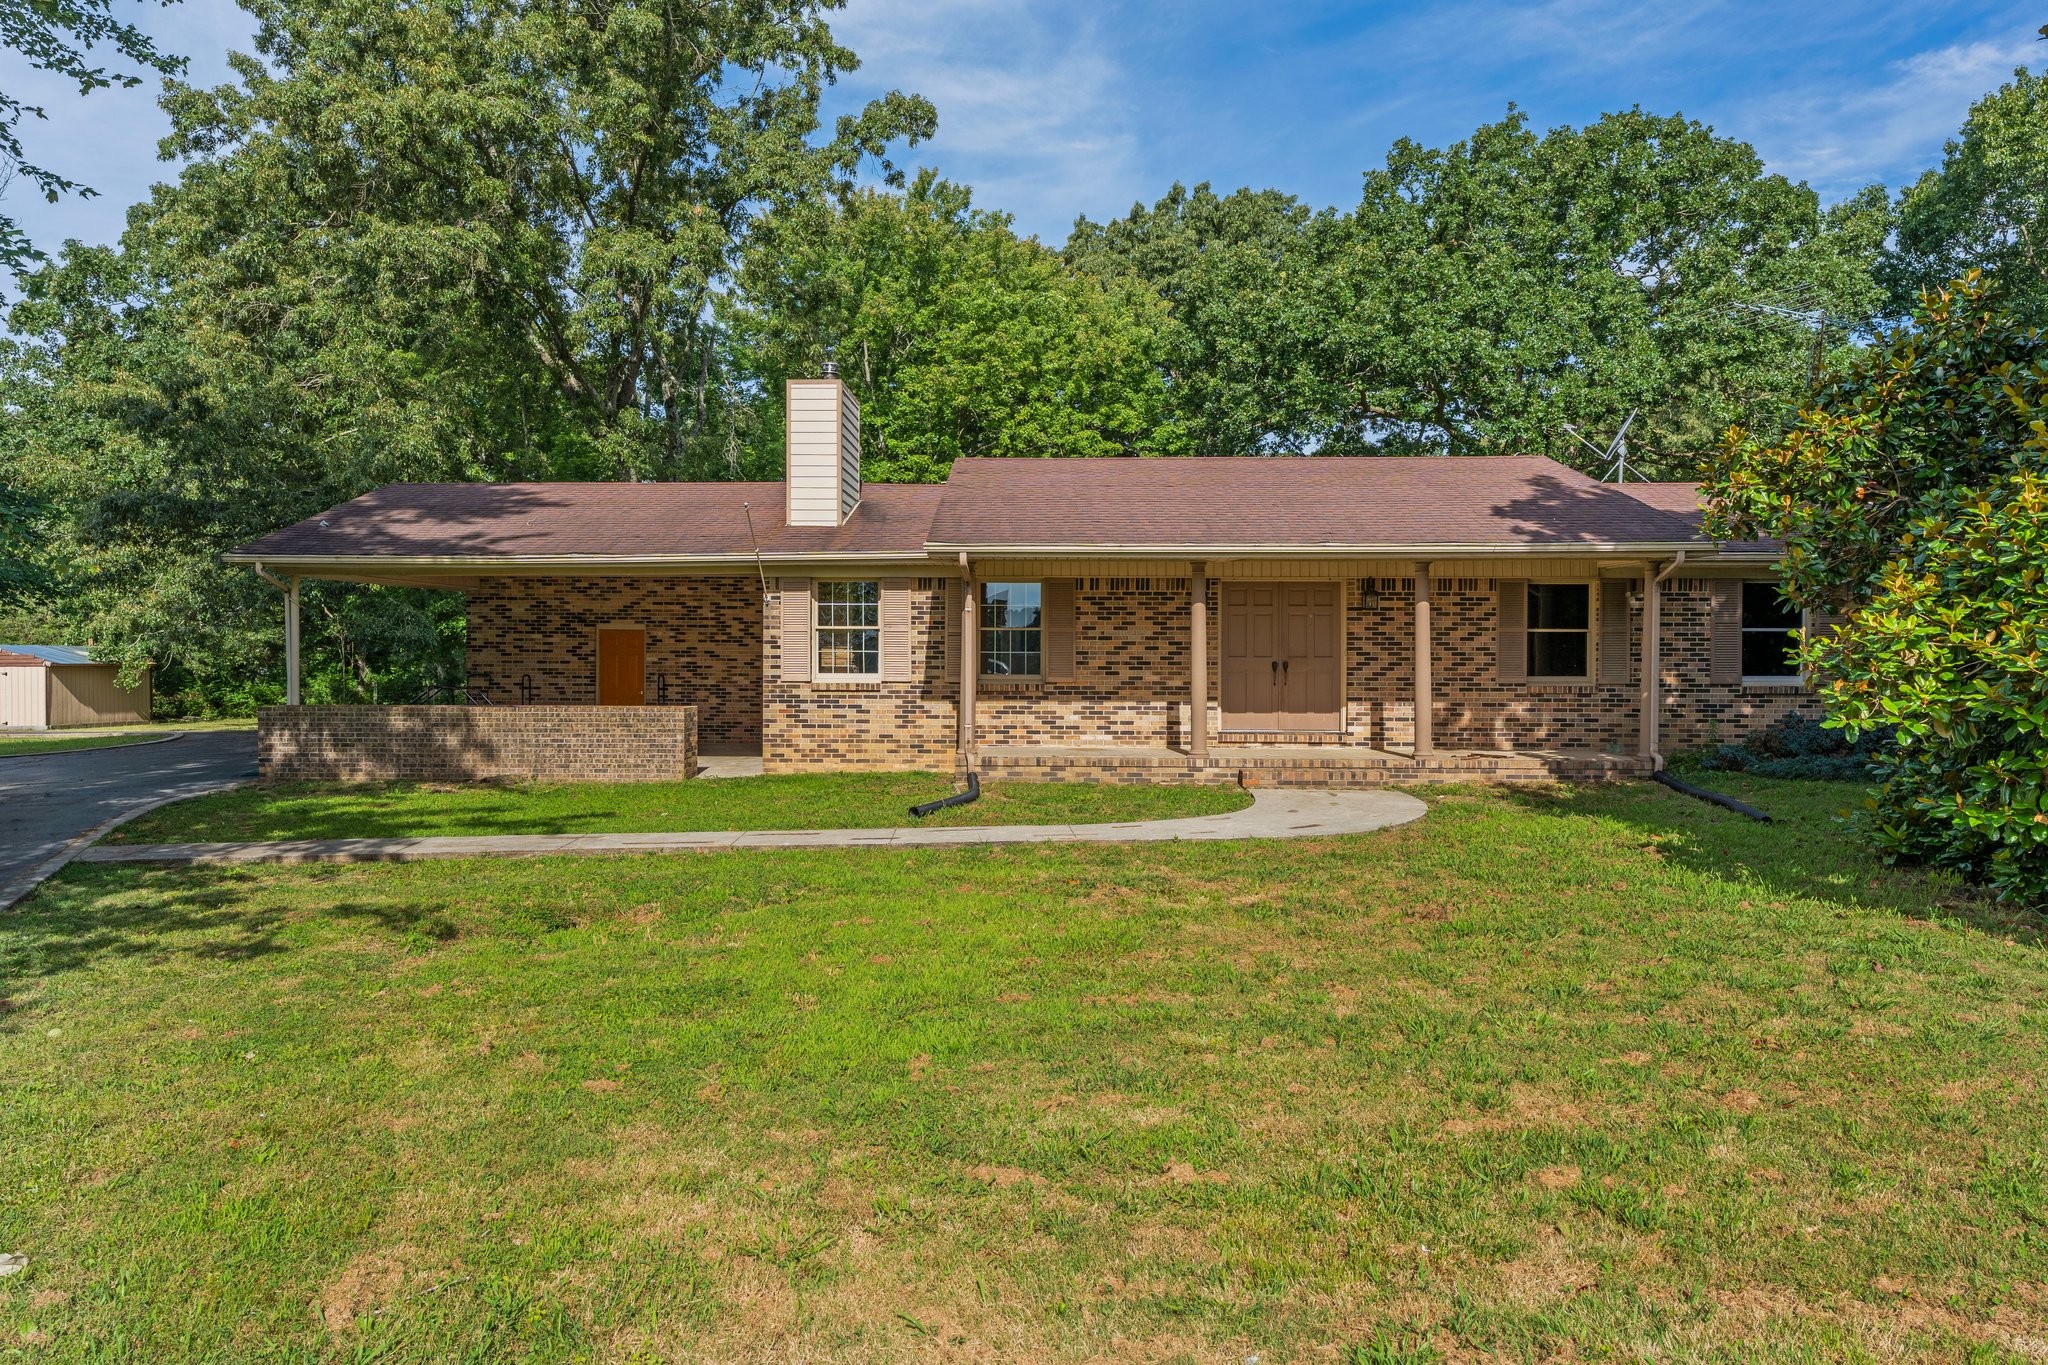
<box><xmin>910</xmin><ymin>771</ymin><xmax>980</xmax><ymax>818</ymax></box>
<box><xmin>1652</xmin><ymin>769</ymin><xmax>1771</xmax><ymax>823</ymax></box>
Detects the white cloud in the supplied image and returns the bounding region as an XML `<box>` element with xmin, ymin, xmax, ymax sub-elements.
<box><xmin>830</xmin><ymin>0</ymin><xmax>1140</xmax><ymax>240</ymax></box>
<box><xmin>1738</xmin><ymin>35</ymin><xmax>2045</xmax><ymax>194</ymax></box>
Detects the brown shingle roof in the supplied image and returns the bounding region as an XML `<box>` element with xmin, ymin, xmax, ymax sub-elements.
<box><xmin>1617</xmin><ymin>481</ymin><xmax>1780</xmax><ymax>554</ymax></box>
<box><xmin>231</xmin><ymin>482</ymin><xmax>944</xmax><ymax>562</ymax></box>
<box><xmin>927</xmin><ymin>456</ymin><xmax>1702</xmax><ymax>550</ymax></box>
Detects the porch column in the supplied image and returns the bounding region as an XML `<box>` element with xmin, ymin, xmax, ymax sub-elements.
<box><xmin>1641</xmin><ymin>561</ymin><xmax>1660</xmax><ymax>764</ymax></box>
<box><xmin>1413</xmin><ymin>562</ymin><xmax>1433</xmax><ymax>757</ymax></box>
<box><xmin>285</xmin><ymin>575</ymin><xmax>301</xmax><ymax>706</ymax></box>
<box><xmin>958</xmin><ymin>553</ymin><xmax>976</xmax><ymax>762</ymax></box>
<box><xmin>1189</xmin><ymin>561</ymin><xmax>1209</xmax><ymax>760</ymax></box>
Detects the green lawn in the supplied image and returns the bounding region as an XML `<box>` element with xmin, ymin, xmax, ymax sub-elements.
<box><xmin>6</xmin><ymin>777</ymin><xmax>2045</xmax><ymax>1362</ymax></box>
<box><xmin>0</xmin><ymin>718</ymin><xmax>254</xmax><ymax>759</ymax></box>
<box><xmin>106</xmin><ymin>772</ymin><xmax>1251</xmax><ymax>843</ymax></box>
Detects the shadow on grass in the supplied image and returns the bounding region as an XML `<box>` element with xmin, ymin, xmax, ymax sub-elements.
<box><xmin>0</xmin><ymin>863</ymin><xmax>464</xmax><ymax>992</ymax></box>
<box><xmin>1504</xmin><ymin>776</ymin><xmax>2044</xmax><ymax>947</ymax></box>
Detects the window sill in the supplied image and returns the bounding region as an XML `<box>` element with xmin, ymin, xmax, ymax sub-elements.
<box><xmin>979</xmin><ymin>678</ymin><xmax>1046</xmax><ymax>692</ymax></box>
<box><xmin>808</xmin><ymin>678</ymin><xmax>884</xmax><ymax>692</ymax></box>
<box><xmin>1740</xmin><ymin>680</ymin><xmax>1807</xmax><ymax>694</ymax></box>
<box><xmin>1525</xmin><ymin>680</ymin><xmax>1595</xmax><ymax>693</ymax></box>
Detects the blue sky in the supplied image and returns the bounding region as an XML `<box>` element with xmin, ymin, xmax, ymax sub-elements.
<box><xmin>2</xmin><ymin>0</ymin><xmax>2041</xmax><ymax>255</ymax></box>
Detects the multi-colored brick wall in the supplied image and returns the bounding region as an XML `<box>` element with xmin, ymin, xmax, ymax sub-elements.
<box><xmin>977</xmin><ymin>580</ymin><xmax>1192</xmax><ymax>746</ymax></box>
<box><xmin>465</xmin><ymin>575</ymin><xmax>762</xmax><ymax>748</ymax></box>
<box><xmin>454</xmin><ymin>569</ymin><xmax>1819</xmax><ymax>776</ymax></box>
<box><xmin>762</xmin><ymin>580</ymin><xmax>958</xmax><ymax>772</ymax></box>
<box><xmin>1657</xmin><ymin>580</ymin><xmax>1821</xmax><ymax>749</ymax></box>
<box><xmin>259</xmin><ymin>705</ymin><xmax>697</xmax><ymax>783</ymax></box>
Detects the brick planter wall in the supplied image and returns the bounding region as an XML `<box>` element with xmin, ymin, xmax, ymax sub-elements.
<box><xmin>258</xmin><ymin>705</ymin><xmax>697</xmax><ymax>783</ymax></box>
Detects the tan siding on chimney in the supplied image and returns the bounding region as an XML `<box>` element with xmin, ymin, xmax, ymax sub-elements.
<box><xmin>786</xmin><ymin>380</ymin><xmax>846</xmax><ymax>527</ymax></box>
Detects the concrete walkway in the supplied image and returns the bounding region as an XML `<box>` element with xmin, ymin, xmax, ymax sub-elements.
<box><xmin>79</xmin><ymin>787</ymin><xmax>1427</xmax><ymax>867</ymax></box>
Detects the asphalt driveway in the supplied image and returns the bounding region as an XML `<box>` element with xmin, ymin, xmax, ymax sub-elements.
<box><xmin>0</xmin><ymin>731</ymin><xmax>258</xmax><ymax>908</ymax></box>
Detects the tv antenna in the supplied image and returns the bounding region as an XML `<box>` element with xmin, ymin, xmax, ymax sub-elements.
<box><xmin>1561</xmin><ymin>409</ymin><xmax>1638</xmax><ymax>483</ymax></box>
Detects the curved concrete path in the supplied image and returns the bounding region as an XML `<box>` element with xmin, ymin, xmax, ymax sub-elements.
<box><xmin>77</xmin><ymin>787</ymin><xmax>1428</xmax><ymax>867</ymax></box>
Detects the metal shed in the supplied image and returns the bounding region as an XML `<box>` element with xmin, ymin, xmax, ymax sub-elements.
<box><xmin>0</xmin><ymin>646</ymin><xmax>152</xmax><ymax>729</ymax></box>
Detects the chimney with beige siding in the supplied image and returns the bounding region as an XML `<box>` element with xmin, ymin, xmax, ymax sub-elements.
<box><xmin>785</xmin><ymin>367</ymin><xmax>861</xmax><ymax>527</ymax></box>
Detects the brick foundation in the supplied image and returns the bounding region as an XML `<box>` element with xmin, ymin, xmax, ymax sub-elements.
<box><xmin>258</xmin><ymin>705</ymin><xmax>697</xmax><ymax>783</ymax></box>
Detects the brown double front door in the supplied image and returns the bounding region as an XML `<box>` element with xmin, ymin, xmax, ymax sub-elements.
<box><xmin>1220</xmin><ymin>583</ymin><xmax>1342</xmax><ymax>732</ymax></box>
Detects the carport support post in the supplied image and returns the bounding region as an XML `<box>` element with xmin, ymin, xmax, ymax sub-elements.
<box><xmin>1189</xmin><ymin>561</ymin><xmax>1208</xmax><ymax>761</ymax></box>
<box><xmin>285</xmin><ymin>575</ymin><xmax>301</xmax><ymax>706</ymax></box>
<box><xmin>1412</xmin><ymin>562</ymin><xmax>1433</xmax><ymax>758</ymax></box>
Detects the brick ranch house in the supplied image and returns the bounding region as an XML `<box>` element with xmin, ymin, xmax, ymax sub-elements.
<box><xmin>230</xmin><ymin>378</ymin><xmax>1821</xmax><ymax>786</ymax></box>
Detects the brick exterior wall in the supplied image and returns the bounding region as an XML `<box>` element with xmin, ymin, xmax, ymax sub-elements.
<box><xmin>438</xmin><ymin>569</ymin><xmax>1818</xmax><ymax>780</ymax></box>
<box><xmin>762</xmin><ymin>580</ymin><xmax>958</xmax><ymax>772</ymax></box>
<box><xmin>978</xmin><ymin>580</ymin><xmax>1191</xmax><ymax>746</ymax></box>
<box><xmin>259</xmin><ymin>705</ymin><xmax>697</xmax><ymax>783</ymax></box>
<box><xmin>465</xmin><ymin>575</ymin><xmax>761</xmax><ymax>748</ymax></box>
<box><xmin>1657</xmin><ymin>580</ymin><xmax>1820</xmax><ymax>749</ymax></box>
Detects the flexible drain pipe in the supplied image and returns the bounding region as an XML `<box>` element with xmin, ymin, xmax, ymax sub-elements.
<box><xmin>910</xmin><ymin>772</ymin><xmax>980</xmax><ymax>817</ymax></box>
<box><xmin>1652</xmin><ymin>769</ymin><xmax>1771</xmax><ymax>822</ymax></box>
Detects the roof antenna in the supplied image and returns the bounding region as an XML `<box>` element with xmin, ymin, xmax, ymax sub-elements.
<box><xmin>1561</xmin><ymin>409</ymin><xmax>1638</xmax><ymax>482</ymax></box>
<box><xmin>741</xmin><ymin>501</ymin><xmax>770</xmax><ymax>594</ymax></box>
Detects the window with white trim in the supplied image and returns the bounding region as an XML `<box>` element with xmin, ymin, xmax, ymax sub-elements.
<box><xmin>815</xmin><ymin>580</ymin><xmax>880</xmax><ymax>676</ymax></box>
<box><xmin>1741</xmin><ymin>582</ymin><xmax>1803</xmax><ymax>682</ymax></box>
<box><xmin>979</xmin><ymin>582</ymin><xmax>1042</xmax><ymax>678</ymax></box>
<box><xmin>1526</xmin><ymin>583</ymin><xmax>1591</xmax><ymax>679</ymax></box>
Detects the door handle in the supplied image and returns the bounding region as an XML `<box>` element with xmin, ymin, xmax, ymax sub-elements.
<box><xmin>1281</xmin><ymin>660</ymin><xmax>1290</xmax><ymax>677</ymax></box>
<box><xmin>1270</xmin><ymin>660</ymin><xmax>1279</xmax><ymax>676</ymax></box>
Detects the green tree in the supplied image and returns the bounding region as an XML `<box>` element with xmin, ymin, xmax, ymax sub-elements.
<box><xmin>1887</xmin><ymin>68</ymin><xmax>2048</xmax><ymax>317</ymax></box>
<box><xmin>736</xmin><ymin>172</ymin><xmax>1172</xmax><ymax>482</ymax></box>
<box><xmin>1072</xmin><ymin>110</ymin><xmax>1889</xmax><ymax>469</ymax></box>
<box><xmin>0</xmin><ymin>0</ymin><xmax>184</xmax><ymax>269</ymax></box>
<box><xmin>1065</xmin><ymin>183</ymin><xmax>1342</xmax><ymax>455</ymax></box>
<box><xmin>1</xmin><ymin>0</ymin><xmax>933</xmax><ymax>708</ymax></box>
<box><xmin>1709</xmin><ymin>274</ymin><xmax>2048</xmax><ymax>904</ymax></box>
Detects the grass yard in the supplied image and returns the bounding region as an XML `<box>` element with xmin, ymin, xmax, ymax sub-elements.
<box><xmin>106</xmin><ymin>773</ymin><xmax>1251</xmax><ymax>843</ymax></box>
<box><xmin>0</xmin><ymin>718</ymin><xmax>255</xmax><ymax>759</ymax></box>
<box><xmin>6</xmin><ymin>776</ymin><xmax>2047</xmax><ymax>1361</ymax></box>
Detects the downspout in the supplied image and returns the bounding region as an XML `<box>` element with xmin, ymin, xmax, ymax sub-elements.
<box><xmin>958</xmin><ymin>551</ymin><xmax>976</xmax><ymax>771</ymax></box>
<box><xmin>1645</xmin><ymin>550</ymin><xmax>1685</xmax><ymax>771</ymax></box>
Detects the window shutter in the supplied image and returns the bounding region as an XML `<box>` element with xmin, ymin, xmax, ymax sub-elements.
<box><xmin>1710</xmin><ymin>581</ymin><xmax>1742</xmax><ymax>685</ymax></box>
<box><xmin>880</xmin><ymin>578</ymin><xmax>912</xmax><ymax>682</ymax></box>
<box><xmin>943</xmin><ymin>580</ymin><xmax>963</xmax><ymax>685</ymax></box>
<box><xmin>1599</xmin><ymin>580</ymin><xmax>1631</xmax><ymax>685</ymax></box>
<box><xmin>1497</xmin><ymin>580</ymin><xmax>1527</xmax><ymax>684</ymax></box>
<box><xmin>1043</xmin><ymin>579</ymin><xmax>1077</xmax><ymax>681</ymax></box>
<box><xmin>779</xmin><ymin>578</ymin><xmax>812</xmax><ymax>682</ymax></box>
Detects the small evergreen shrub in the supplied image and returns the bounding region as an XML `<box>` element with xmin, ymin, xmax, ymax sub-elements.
<box><xmin>1697</xmin><ymin>713</ymin><xmax>1894</xmax><ymax>781</ymax></box>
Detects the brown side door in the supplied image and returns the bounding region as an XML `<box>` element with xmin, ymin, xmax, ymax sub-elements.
<box><xmin>596</xmin><ymin>627</ymin><xmax>646</xmax><ymax>706</ymax></box>
<box><xmin>1220</xmin><ymin>584</ymin><xmax>1281</xmax><ymax>729</ymax></box>
<box><xmin>1275</xmin><ymin>584</ymin><xmax>1342</xmax><ymax>732</ymax></box>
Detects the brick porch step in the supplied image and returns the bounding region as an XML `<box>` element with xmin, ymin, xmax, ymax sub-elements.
<box><xmin>975</xmin><ymin>744</ymin><xmax>1648</xmax><ymax>788</ymax></box>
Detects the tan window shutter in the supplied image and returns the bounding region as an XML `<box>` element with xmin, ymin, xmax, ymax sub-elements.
<box><xmin>943</xmin><ymin>580</ymin><xmax>963</xmax><ymax>684</ymax></box>
<box><xmin>1599</xmin><ymin>579</ymin><xmax>1631</xmax><ymax>685</ymax></box>
<box><xmin>780</xmin><ymin>578</ymin><xmax>812</xmax><ymax>682</ymax></box>
<box><xmin>1497</xmin><ymin>579</ymin><xmax>1528</xmax><ymax>684</ymax></box>
<box><xmin>1043</xmin><ymin>579</ymin><xmax>1077</xmax><ymax>681</ymax></box>
<box><xmin>1710</xmin><ymin>581</ymin><xmax>1742</xmax><ymax>685</ymax></box>
<box><xmin>880</xmin><ymin>578</ymin><xmax>912</xmax><ymax>682</ymax></box>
